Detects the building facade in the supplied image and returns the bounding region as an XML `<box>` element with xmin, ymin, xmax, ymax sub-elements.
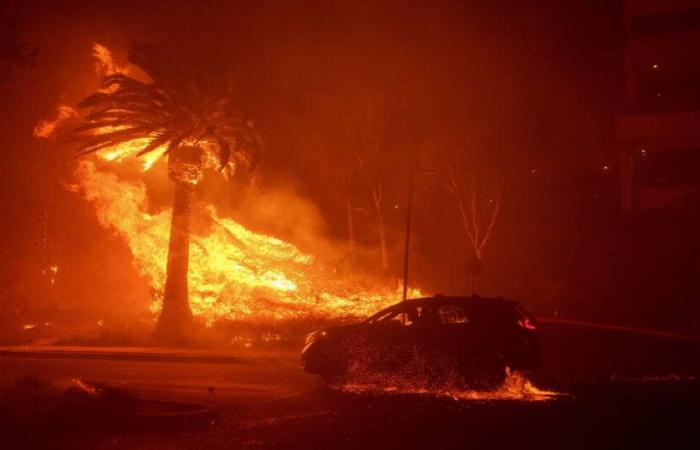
<box><xmin>618</xmin><ymin>0</ymin><xmax>700</xmax><ymax>212</ymax></box>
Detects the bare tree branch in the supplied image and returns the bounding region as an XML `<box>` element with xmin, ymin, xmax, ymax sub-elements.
<box><xmin>439</xmin><ymin>148</ymin><xmax>501</xmax><ymax>263</ymax></box>
<box><xmin>477</xmin><ymin>193</ymin><xmax>501</xmax><ymax>255</ymax></box>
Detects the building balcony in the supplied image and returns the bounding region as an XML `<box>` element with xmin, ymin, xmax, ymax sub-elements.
<box><xmin>626</xmin><ymin>0</ymin><xmax>700</xmax><ymax>20</ymax></box>
<box><xmin>617</xmin><ymin>109</ymin><xmax>700</xmax><ymax>140</ymax></box>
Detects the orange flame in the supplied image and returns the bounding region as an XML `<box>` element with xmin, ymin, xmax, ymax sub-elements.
<box><xmin>33</xmin><ymin>105</ymin><xmax>77</xmax><ymax>138</ymax></box>
<box><xmin>36</xmin><ymin>42</ymin><xmax>421</xmax><ymax>325</ymax></box>
<box><xmin>75</xmin><ymin>159</ymin><xmax>418</xmax><ymax>324</ymax></box>
<box><xmin>92</xmin><ymin>43</ymin><xmax>127</xmax><ymax>78</ymax></box>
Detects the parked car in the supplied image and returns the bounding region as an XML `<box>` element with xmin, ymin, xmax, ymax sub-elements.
<box><xmin>301</xmin><ymin>295</ymin><xmax>540</xmax><ymax>389</ymax></box>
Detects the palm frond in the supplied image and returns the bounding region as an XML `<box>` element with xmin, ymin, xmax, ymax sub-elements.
<box><xmin>72</xmin><ymin>42</ymin><xmax>262</xmax><ymax>175</ymax></box>
<box><xmin>210</xmin><ymin>132</ymin><xmax>231</xmax><ymax>170</ymax></box>
<box><xmin>74</xmin><ymin>125</ymin><xmax>154</xmax><ymax>156</ymax></box>
<box><xmin>137</xmin><ymin>131</ymin><xmax>177</xmax><ymax>156</ymax></box>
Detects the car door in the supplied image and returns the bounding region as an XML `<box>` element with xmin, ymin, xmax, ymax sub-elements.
<box><xmin>361</xmin><ymin>304</ymin><xmax>419</xmax><ymax>374</ymax></box>
<box><xmin>418</xmin><ymin>303</ymin><xmax>473</xmax><ymax>369</ymax></box>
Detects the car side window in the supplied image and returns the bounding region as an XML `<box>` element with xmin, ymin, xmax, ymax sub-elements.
<box><xmin>372</xmin><ymin>310</ymin><xmax>397</xmax><ymax>323</ymax></box>
<box><xmin>385</xmin><ymin>312</ymin><xmax>406</xmax><ymax>324</ymax></box>
<box><xmin>438</xmin><ymin>304</ymin><xmax>469</xmax><ymax>324</ymax></box>
<box><xmin>374</xmin><ymin>306</ymin><xmax>423</xmax><ymax>326</ymax></box>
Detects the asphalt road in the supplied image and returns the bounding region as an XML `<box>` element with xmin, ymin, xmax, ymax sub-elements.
<box><xmin>1</xmin><ymin>347</ymin><xmax>699</xmax><ymax>450</ymax></box>
<box><xmin>0</xmin><ymin>347</ymin><xmax>317</xmax><ymax>409</ymax></box>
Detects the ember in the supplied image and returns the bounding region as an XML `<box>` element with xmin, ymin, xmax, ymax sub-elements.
<box><xmin>340</xmin><ymin>369</ymin><xmax>562</xmax><ymax>402</ymax></box>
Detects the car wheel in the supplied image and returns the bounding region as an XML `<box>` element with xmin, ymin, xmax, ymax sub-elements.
<box><xmin>319</xmin><ymin>351</ymin><xmax>348</xmax><ymax>385</ymax></box>
<box><xmin>464</xmin><ymin>351</ymin><xmax>506</xmax><ymax>391</ymax></box>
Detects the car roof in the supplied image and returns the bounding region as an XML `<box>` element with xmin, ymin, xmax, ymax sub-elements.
<box><xmin>403</xmin><ymin>295</ymin><xmax>517</xmax><ymax>308</ymax></box>
<box><xmin>366</xmin><ymin>295</ymin><xmax>518</xmax><ymax>321</ymax></box>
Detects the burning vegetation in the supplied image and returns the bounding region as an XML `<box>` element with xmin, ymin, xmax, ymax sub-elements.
<box><xmin>35</xmin><ymin>43</ymin><xmax>420</xmax><ymax>338</ymax></box>
<box><xmin>73</xmin><ymin>158</ymin><xmax>413</xmax><ymax>324</ymax></box>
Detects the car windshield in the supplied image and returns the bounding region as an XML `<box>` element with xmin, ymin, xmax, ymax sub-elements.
<box><xmin>366</xmin><ymin>307</ymin><xmax>401</xmax><ymax>323</ymax></box>
<box><xmin>367</xmin><ymin>304</ymin><xmax>434</xmax><ymax>326</ymax></box>
<box><xmin>365</xmin><ymin>299</ymin><xmax>519</xmax><ymax>325</ymax></box>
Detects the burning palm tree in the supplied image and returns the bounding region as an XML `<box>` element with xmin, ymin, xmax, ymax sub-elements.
<box><xmin>73</xmin><ymin>43</ymin><xmax>261</xmax><ymax>341</ymax></box>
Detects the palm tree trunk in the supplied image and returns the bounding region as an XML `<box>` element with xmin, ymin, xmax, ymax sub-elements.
<box><xmin>156</xmin><ymin>180</ymin><xmax>194</xmax><ymax>340</ymax></box>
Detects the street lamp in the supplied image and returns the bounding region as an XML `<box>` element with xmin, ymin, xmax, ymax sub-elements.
<box><xmin>402</xmin><ymin>168</ymin><xmax>437</xmax><ymax>301</ymax></box>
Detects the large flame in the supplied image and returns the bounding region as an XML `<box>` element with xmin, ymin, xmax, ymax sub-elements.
<box><xmin>37</xmin><ymin>43</ymin><xmax>420</xmax><ymax>325</ymax></box>
<box><xmin>74</xmin><ymin>157</ymin><xmax>416</xmax><ymax>324</ymax></box>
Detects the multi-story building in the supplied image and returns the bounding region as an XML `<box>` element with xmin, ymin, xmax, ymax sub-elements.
<box><xmin>618</xmin><ymin>0</ymin><xmax>700</xmax><ymax>212</ymax></box>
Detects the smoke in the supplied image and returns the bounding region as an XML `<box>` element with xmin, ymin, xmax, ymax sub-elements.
<box><xmin>235</xmin><ymin>186</ymin><xmax>330</xmax><ymax>253</ymax></box>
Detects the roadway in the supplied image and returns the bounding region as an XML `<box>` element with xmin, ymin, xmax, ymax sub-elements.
<box><xmin>1</xmin><ymin>343</ymin><xmax>699</xmax><ymax>450</ymax></box>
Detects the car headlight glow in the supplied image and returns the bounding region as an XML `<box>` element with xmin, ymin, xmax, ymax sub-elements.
<box><xmin>304</xmin><ymin>330</ymin><xmax>327</xmax><ymax>346</ymax></box>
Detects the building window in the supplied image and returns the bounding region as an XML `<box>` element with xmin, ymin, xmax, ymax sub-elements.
<box><xmin>634</xmin><ymin>149</ymin><xmax>700</xmax><ymax>186</ymax></box>
<box><xmin>633</xmin><ymin>69</ymin><xmax>700</xmax><ymax>113</ymax></box>
<box><xmin>630</xmin><ymin>8</ymin><xmax>700</xmax><ymax>38</ymax></box>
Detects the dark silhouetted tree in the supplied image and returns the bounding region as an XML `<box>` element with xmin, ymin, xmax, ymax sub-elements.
<box><xmin>73</xmin><ymin>43</ymin><xmax>261</xmax><ymax>342</ymax></box>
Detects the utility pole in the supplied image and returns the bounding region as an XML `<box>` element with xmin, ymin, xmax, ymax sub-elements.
<box><xmin>402</xmin><ymin>169</ymin><xmax>436</xmax><ymax>301</ymax></box>
<box><xmin>402</xmin><ymin>173</ymin><xmax>415</xmax><ymax>302</ymax></box>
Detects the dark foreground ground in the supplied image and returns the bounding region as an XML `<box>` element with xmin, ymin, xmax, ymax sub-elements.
<box><xmin>0</xmin><ymin>350</ymin><xmax>699</xmax><ymax>450</ymax></box>
<box><xmin>2</xmin><ymin>322</ymin><xmax>700</xmax><ymax>450</ymax></box>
